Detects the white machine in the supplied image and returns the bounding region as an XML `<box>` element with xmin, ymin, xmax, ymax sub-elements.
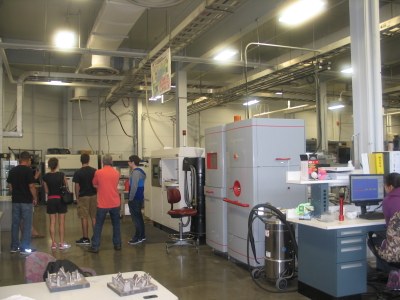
<box><xmin>44</xmin><ymin>154</ymin><xmax>99</xmax><ymax>200</ymax></box>
<box><xmin>1</xmin><ymin>160</ymin><xmax>18</xmax><ymax>191</ymax></box>
<box><xmin>204</xmin><ymin>125</ymin><xmax>228</xmax><ymax>253</ymax></box>
<box><xmin>150</xmin><ymin>147</ymin><xmax>204</xmax><ymax>232</ymax></box>
<box><xmin>224</xmin><ymin>118</ymin><xmax>306</xmax><ymax>267</ymax></box>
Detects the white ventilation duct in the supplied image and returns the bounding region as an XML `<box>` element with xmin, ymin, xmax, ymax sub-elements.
<box><xmin>70</xmin><ymin>87</ymin><xmax>90</xmax><ymax>102</ymax></box>
<box><xmin>127</xmin><ymin>0</ymin><xmax>186</xmax><ymax>7</ymax></box>
<box><xmin>81</xmin><ymin>0</ymin><xmax>146</xmax><ymax>75</ymax></box>
<box><xmin>85</xmin><ymin>55</ymin><xmax>118</xmax><ymax>76</ymax></box>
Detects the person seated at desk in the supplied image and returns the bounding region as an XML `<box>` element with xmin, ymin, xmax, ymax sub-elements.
<box><xmin>368</xmin><ymin>172</ymin><xmax>400</xmax><ymax>268</ymax></box>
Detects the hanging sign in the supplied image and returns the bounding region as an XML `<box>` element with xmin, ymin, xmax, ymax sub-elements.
<box><xmin>151</xmin><ymin>48</ymin><xmax>171</xmax><ymax>98</ymax></box>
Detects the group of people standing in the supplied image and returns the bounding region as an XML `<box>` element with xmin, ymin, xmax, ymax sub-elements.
<box><xmin>7</xmin><ymin>152</ymin><xmax>147</xmax><ymax>255</ymax></box>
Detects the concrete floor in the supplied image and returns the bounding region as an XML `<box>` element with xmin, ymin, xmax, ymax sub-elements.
<box><xmin>0</xmin><ymin>205</ymin><xmax>392</xmax><ymax>299</ymax></box>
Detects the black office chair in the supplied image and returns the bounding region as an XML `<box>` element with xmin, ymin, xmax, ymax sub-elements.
<box><xmin>165</xmin><ymin>188</ymin><xmax>198</xmax><ymax>253</ymax></box>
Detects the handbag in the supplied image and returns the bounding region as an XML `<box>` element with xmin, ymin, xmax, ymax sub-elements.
<box><xmin>60</xmin><ymin>173</ymin><xmax>74</xmax><ymax>205</ymax></box>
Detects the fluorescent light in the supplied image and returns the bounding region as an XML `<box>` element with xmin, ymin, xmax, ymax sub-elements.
<box><xmin>341</xmin><ymin>67</ymin><xmax>353</xmax><ymax>74</ymax></box>
<box><xmin>279</xmin><ymin>0</ymin><xmax>326</xmax><ymax>26</ymax></box>
<box><xmin>243</xmin><ymin>99</ymin><xmax>259</xmax><ymax>106</ymax></box>
<box><xmin>275</xmin><ymin>91</ymin><xmax>283</xmax><ymax>95</ymax></box>
<box><xmin>49</xmin><ymin>80</ymin><xmax>63</xmax><ymax>85</ymax></box>
<box><xmin>54</xmin><ymin>30</ymin><xmax>76</xmax><ymax>49</ymax></box>
<box><xmin>328</xmin><ymin>103</ymin><xmax>345</xmax><ymax>110</ymax></box>
<box><xmin>149</xmin><ymin>95</ymin><xmax>164</xmax><ymax>102</ymax></box>
<box><xmin>214</xmin><ymin>49</ymin><xmax>238</xmax><ymax>61</ymax></box>
<box><xmin>254</xmin><ymin>104</ymin><xmax>310</xmax><ymax>117</ymax></box>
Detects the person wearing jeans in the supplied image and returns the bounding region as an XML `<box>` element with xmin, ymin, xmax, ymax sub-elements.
<box><xmin>90</xmin><ymin>206</ymin><xmax>121</xmax><ymax>251</ymax></box>
<box><xmin>127</xmin><ymin>155</ymin><xmax>146</xmax><ymax>245</ymax></box>
<box><xmin>88</xmin><ymin>154</ymin><xmax>121</xmax><ymax>253</ymax></box>
<box><xmin>7</xmin><ymin>151</ymin><xmax>38</xmax><ymax>255</ymax></box>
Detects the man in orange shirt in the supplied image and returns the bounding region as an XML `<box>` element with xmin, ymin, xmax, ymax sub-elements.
<box><xmin>88</xmin><ymin>154</ymin><xmax>121</xmax><ymax>253</ymax></box>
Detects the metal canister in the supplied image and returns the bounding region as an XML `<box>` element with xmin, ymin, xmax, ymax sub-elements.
<box><xmin>264</xmin><ymin>217</ymin><xmax>294</xmax><ymax>282</ymax></box>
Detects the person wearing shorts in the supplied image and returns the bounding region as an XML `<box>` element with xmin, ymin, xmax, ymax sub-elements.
<box><xmin>42</xmin><ymin>157</ymin><xmax>71</xmax><ymax>250</ymax></box>
<box><xmin>73</xmin><ymin>153</ymin><xmax>97</xmax><ymax>245</ymax></box>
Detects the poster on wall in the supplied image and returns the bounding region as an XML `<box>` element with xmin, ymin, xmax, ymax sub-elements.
<box><xmin>151</xmin><ymin>48</ymin><xmax>171</xmax><ymax>98</ymax></box>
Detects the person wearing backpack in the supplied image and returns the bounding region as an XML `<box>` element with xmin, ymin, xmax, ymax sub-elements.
<box><xmin>127</xmin><ymin>155</ymin><xmax>146</xmax><ymax>245</ymax></box>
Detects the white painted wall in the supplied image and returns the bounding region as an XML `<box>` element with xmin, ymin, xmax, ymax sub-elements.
<box><xmin>2</xmin><ymin>82</ymin><xmax>399</xmax><ymax>161</ymax></box>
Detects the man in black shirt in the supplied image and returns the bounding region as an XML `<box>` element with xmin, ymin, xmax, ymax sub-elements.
<box><xmin>7</xmin><ymin>151</ymin><xmax>38</xmax><ymax>255</ymax></box>
<box><xmin>72</xmin><ymin>153</ymin><xmax>97</xmax><ymax>245</ymax></box>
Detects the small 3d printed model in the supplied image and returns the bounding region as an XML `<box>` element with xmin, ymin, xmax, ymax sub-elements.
<box><xmin>107</xmin><ymin>272</ymin><xmax>158</xmax><ymax>296</ymax></box>
<box><xmin>45</xmin><ymin>267</ymin><xmax>90</xmax><ymax>292</ymax></box>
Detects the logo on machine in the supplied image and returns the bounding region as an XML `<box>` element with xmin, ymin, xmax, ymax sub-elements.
<box><xmin>233</xmin><ymin>180</ymin><xmax>241</xmax><ymax>197</ymax></box>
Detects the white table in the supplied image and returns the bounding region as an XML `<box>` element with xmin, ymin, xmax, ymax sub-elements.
<box><xmin>0</xmin><ymin>271</ymin><xmax>178</xmax><ymax>300</ymax></box>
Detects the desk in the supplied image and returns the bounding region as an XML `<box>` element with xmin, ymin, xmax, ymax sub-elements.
<box><xmin>287</xmin><ymin>217</ymin><xmax>385</xmax><ymax>299</ymax></box>
<box><xmin>0</xmin><ymin>271</ymin><xmax>178</xmax><ymax>300</ymax></box>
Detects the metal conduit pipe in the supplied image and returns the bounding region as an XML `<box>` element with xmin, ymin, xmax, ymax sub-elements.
<box><xmin>243</xmin><ymin>42</ymin><xmax>321</xmax><ymax>119</ymax></box>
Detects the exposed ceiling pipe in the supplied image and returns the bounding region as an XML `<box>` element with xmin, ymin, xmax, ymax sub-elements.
<box><xmin>3</xmin><ymin>82</ymin><xmax>23</xmax><ymax>137</ymax></box>
<box><xmin>253</xmin><ymin>104</ymin><xmax>316</xmax><ymax>117</ymax></box>
<box><xmin>0</xmin><ymin>44</ymin><xmax>16</xmax><ymax>83</ymax></box>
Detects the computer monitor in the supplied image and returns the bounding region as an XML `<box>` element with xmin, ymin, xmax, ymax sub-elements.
<box><xmin>349</xmin><ymin>174</ymin><xmax>385</xmax><ymax>215</ymax></box>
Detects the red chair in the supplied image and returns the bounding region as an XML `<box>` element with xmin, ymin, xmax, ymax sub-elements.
<box><xmin>165</xmin><ymin>188</ymin><xmax>198</xmax><ymax>253</ymax></box>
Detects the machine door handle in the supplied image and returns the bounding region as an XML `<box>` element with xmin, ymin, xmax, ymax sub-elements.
<box><xmin>205</xmin><ymin>190</ymin><xmax>214</xmax><ymax>194</ymax></box>
<box><xmin>223</xmin><ymin>198</ymin><xmax>249</xmax><ymax>207</ymax></box>
<box><xmin>275</xmin><ymin>157</ymin><xmax>291</xmax><ymax>161</ymax></box>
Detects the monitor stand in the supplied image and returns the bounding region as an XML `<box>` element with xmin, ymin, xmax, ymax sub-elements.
<box><xmin>360</xmin><ymin>206</ymin><xmax>367</xmax><ymax>216</ymax></box>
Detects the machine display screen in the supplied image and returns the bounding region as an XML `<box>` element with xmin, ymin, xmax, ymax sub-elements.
<box><xmin>207</xmin><ymin>152</ymin><xmax>218</xmax><ymax>170</ymax></box>
<box><xmin>349</xmin><ymin>174</ymin><xmax>384</xmax><ymax>206</ymax></box>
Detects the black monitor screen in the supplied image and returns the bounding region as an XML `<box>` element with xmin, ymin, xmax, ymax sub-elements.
<box><xmin>349</xmin><ymin>174</ymin><xmax>384</xmax><ymax>209</ymax></box>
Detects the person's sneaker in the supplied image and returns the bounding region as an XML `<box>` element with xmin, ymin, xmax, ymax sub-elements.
<box><xmin>128</xmin><ymin>238</ymin><xmax>143</xmax><ymax>245</ymax></box>
<box><xmin>87</xmin><ymin>247</ymin><xmax>99</xmax><ymax>253</ymax></box>
<box><xmin>20</xmin><ymin>248</ymin><xmax>36</xmax><ymax>255</ymax></box>
<box><xmin>10</xmin><ymin>247</ymin><xmax>20</xmax><ymax>253</ymax></box>
<box><xmin>141</xmin><ymin>237</ymin><xmax>146</xmax><ymax>242</ymax></box>
<box><xmin>114</xmin><ymin>245</ymin><xmax>122</xmax><ymax>251</ymax></box>
<box><xmin>76</xmin><ymin>237</ymin><xmax>91</xmax><ymax>245</ymax></box>
<box><xmin>59</xmin><ymin>243</ymin><xmax>71</xmax><ymax>250</ymax></box>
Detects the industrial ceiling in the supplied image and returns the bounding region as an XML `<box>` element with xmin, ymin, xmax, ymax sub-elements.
<box><xmin>0</xmin><ymin>0</ymin><xmax>400</xmax><ymax>115</ymax></box>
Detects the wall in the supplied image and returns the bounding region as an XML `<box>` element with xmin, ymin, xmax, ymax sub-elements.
<box><xmin>4</xmin><ymin>81</ymin><xmax>394</xmax><ymax>161</ymax></box>
<box><xmin>3</xmin><ymin>82</ymin><xmax>64</xmax><ymax>155</ymax></box>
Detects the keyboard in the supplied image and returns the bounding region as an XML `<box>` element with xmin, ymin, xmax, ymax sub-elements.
<box><xmin>359</xmin><ymin>211</ymin><xmax>384</xmax><ymax>220</ymax></box>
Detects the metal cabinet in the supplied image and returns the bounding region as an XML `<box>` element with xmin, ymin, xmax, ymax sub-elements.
<box><xmin>297</xmin><ymin>224</ymin><xmax>376</xmax><ymax>298</ymax></box>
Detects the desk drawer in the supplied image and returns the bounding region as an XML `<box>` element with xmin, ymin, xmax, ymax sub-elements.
<box><xmin>336</xmin><ymin>260</ymin><xmax>366</xmax><ymax>296</ymax></box>
<box><xmin>336</xmin><ymin>227</ymin><xmax>365</xmax><ymax>238</ymax></box>
<box><xmin>336</xmin><ymin>236</ymin><xmax>366</xmax><ymax>262</ymax></box>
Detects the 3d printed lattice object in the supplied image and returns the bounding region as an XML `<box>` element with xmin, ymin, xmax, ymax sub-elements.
<box><xmin>107</xmin><ymin>272</ymin><xmax>158</xmax><ymax>296</ymax></box>
<box><xmin>45</xmin><ymin>267</ymin><xmax>90</xmax><ymax>292</ymax></box>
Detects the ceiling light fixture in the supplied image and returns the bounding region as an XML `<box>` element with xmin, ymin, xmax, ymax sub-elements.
<box><xmin>328</xmin><ymin>91</ymin><xmax>346</xmax><ymax>110</ymax></box>
<box><xmin>243</xmin><ymin>99</ymin><xmax>259</xmax><ymax>106</ymax></box>
<box><xmin>149</xmin><ymin>95</ymin><xmax>164</xmax><ymax>103</ymax></box>
<box><xmin>279</xmin><ymin>0</ymin><xmax>326</xmax><ymax>26</ymax></box>
<box><xmin>341</xmin><ymin>67</ymin><xmax>353</xmax><ymax>74</ymax></box>
<box><xmin>214</xmin><ymin>49</ymin><xmax>238</xmax><ymax>61</ymax></box>
<box><xmin>54</xmin><ymin>30</ymin><xmax>76</xmax><ymax>49</ymax></box>
<box><xmin>275</xmin><ymin>91</ymin><xmax>283</xmax><ymax>95</ymax></box>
